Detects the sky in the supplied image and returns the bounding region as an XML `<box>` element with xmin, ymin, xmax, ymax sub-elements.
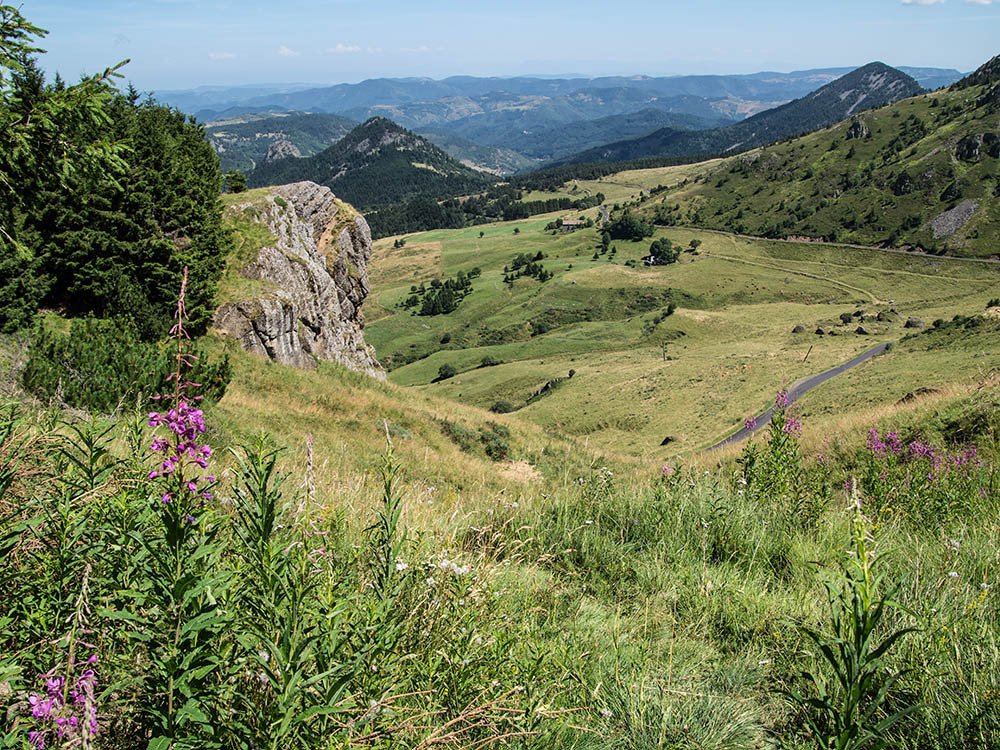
<box><xmin>18</xmin><ymin>0</ymin><xmax>1000</xmax><ymax>92</ymax></box>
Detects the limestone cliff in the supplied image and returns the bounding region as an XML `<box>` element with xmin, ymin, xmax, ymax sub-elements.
<box><xmin>214</xmin><ymin>181</ymin><xmax>384</xmax><ymax>378</ymax></box>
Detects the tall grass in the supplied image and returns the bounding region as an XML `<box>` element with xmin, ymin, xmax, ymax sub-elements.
<box><xmin>1</xmin><ymin>282</ymin><xmax>998</xmax><ymax>747</ymax></box>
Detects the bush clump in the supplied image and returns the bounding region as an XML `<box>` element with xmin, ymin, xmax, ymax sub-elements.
<box><xmin>22</xmin><ymin>318</ymin><xmax>231</xmax><ymax>413</ymax></box>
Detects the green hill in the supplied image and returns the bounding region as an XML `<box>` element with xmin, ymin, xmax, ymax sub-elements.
<box><xmin>562</xmin><ymin>62</ymin><xmax>923</xmax><ymax>164</ymax></box>
<box><xmin>204</xmin><ymin>111</ymin><xmax>356</xmax><ymax>172</ymax></box>
<box><xmin>247</xmin><ymin>117</ymin><xmax>494</xmax><ymax>209</ymax></box>
<box><xmin>637</xmin><ymin>55</ymin><xmax>1000</xmax><ymax>258</ymax></box>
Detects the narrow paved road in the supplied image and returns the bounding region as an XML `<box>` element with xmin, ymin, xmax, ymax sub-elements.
<box><xmin>708</xmin><ymin>342</ymin><xmax>889</xmax><ymax>451</ymax></box>
<box><xmin>671</xmin><ymin>225</ymin><xmax>1000</xmax><ymax>266</ymax></box>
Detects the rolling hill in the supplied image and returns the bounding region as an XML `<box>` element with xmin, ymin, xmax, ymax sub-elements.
<box><xmin>247</xmin><ymin>117</ymin><xmax>494</xmax><ymax>208</ymax></box>
<box><xmin>561</xmin><ymin>63</ymin><xmax>924</xmax><ymax>164</ymax></box>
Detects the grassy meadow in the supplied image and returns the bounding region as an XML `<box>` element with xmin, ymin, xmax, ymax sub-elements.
<box><xmin>366</xmin><ymin>194</ymin><xmax>1000</xmax><ymax>458</ymax></box>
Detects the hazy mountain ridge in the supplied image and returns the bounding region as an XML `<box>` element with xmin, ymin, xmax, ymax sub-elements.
<box><xmin>161</xmin><ymin>67</ymin><xmax>961</xmax><ymax>121</ymax></box>
<box><xmin>561</xmin><ymin>63</ymin><xmax>924</xmax><ymax>164</ymax></box>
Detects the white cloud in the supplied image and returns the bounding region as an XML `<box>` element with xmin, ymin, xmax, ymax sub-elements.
<box><xmin>328</xmin><ymin>43</ymin><xmax>362</xmax><ymax>54</ymax></box>
<box><xmin>277</xmin><ymin>45</ymin><xmax>300</xmax><ymax>57</ymax></box>
<box><xmin>965</xmin><ymin>0</ymin><xmax>996</xmax><ymax>4</ymax></box>
<box><xmin>400</xmin><ymin>46</ymin><xmax>434</xmax><ymax>53</ymax></box>
<box><xmin>901</xmin><ymin>0</ymin><xmax>946</xmax><ymax>4</ymax></box>
<box><xmin>209</xmin><ymin>51</ymin><xmax>236</xmax><ymax>60</ymax></box>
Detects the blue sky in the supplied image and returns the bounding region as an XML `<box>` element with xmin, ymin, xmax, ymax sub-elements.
<box><xmin>19</xmin><ymin>0</ymin><xmax>1000</xmax><ymax>91</ymax></box>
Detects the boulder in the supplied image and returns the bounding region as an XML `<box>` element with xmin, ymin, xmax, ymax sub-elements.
<box><xmin>815</xmin><ymin>327</ymin><xmax>827</xmax><ymax>335</ymax></box>
<box><xmin>792</xmin><ymin>324</ymin><xmax>806</xmax><ymax>333</ymax></box>
<box><xmin>904</xmin><ymin>317</ymin><xmax>925</xmax><ymax>329</ymax></box>
<box><xmin>855</xmin><ymin>326</ymin><xmax>871</xmax><ymax>335</ymax></box>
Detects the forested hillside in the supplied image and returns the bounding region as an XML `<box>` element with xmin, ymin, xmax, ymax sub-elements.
<box><xmin>204</xmin><ymin>111</ymin><xmax>356</xmax><ymax>172</ymax></box>
<box><xmin>247</xmin><ymin>117</ymin><xmax>492</xmax><ymax>208</ymax></box>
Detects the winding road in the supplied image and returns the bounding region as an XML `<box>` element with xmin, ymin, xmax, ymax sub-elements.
<box><xmin>708</xmin><ymin>342</ymin><xmax>889</xmax><ymax>451</ymax></box>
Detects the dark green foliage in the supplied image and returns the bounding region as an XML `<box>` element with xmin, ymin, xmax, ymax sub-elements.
<box><xmin>366</xmin><ymin>183</ymin><xmax>602</xmax><ymax>240</ymax></box>
<box><xmin>0</xmin><ymin>55</ymin><xmax>227</xmax><ymax>337</ymax></box>
<box><xmin>440</xmin><ymin>419</ymin><xmax>511</xmax><ymax>461</ymax></box>
<box><xmin>439</xmin><ymin>419</ymin><xmax>478</xmax><ymax>452</ymax></box>
<box><xmin>21</xmin><ymin>318</ymin><xmax>231</xmax><ymax>413</ymax></box>
<box><xmin>401</xmin><ymin>268</ymin><xmax>478</xmax><ymax>316</ymax></box>
<box><xmin>204</xmin><ymin>112</ymin><xmax>356</xmax><ymax>172</ymax></box>
<box><xmin>224</xmin><ymin>169</ymin><xmax>247</xmax><ymax>193</ymax></box>
<box><xmin>435</xmin><ymin>363</ymin><xmax>457</xmax><ymax>381</ymax></box>
<box><xmin>647</xmin><ymin>238</ymin><xmax>679</xmax><ymax>264</ymax></box>
<box><xmin>607</xmin><ymin>211</ymin><xmax>653</xmax><ymax>241</ymax></box>
<box><xmin>478</xmin><ymin>425</ymin><xmax>510</xmax><ymax>462</ymax></box>
<box><xmin>490</xmin><ymin>400</ymin><xmax>516</xmax><ymax>414</ymax></box>
<box><xmin>950</xmin><ymin>54</ymin><xmax>1000</xmax><ymax>91</ymax></box>
<box><xmin>780</xmin><ymin>508</ymin><xmax>919</xmax><ymax>749</ymax></box>
<box><xmin>479</xmin><ymin>355</ymin><xmax>502</xmax><ymax>368</ymax></box>
<box><xmin>504</xmin><ymin>253</ymin><xmax>552</xmax><ymax>285</ymax></box>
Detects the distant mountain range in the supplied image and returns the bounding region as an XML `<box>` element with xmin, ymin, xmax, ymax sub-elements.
<box><xmin>559</xmin><ymin>63</ymin><xmax>924</xmax><ymax>165</ymax></box>
<box><xmin>161</xmin><ymin>67</ymin><xmax>961</xmax><ymax>122</ymax></box>
<box><xmin>247</xmin><ymin>117</ymin><xmax>492</xmax><ymax>209</ymax></box>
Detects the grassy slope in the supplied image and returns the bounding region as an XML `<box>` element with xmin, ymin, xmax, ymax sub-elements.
<box><xmin>365</xmin><ymin>189</ymin><xmax>1000</xmax><ymax>459</ymax></box>
<box><xmin>639</xmin><ymin>81</ymin><xmax>1000</xmax><ymax>257</ymax></box>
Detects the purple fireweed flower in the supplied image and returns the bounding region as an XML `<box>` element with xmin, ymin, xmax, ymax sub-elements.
<box><xmin>27</xmin><ymin>655</ymin><xmax>99</xmax><ymax>747</ymax></box>
<box><xmin>775</xmin><ymin>390</ymin><xmax>790</xmax><ymax>409</ymax></box>
<box><xmin>886</xmin><ymin>431</ymin><xmax>904</xmax><ymax>455</ymax></box>
<box><xmin>744</xmin><ymin>415</ymin><xmax>757</xmax><ymax>431</ymax></box>
<box><xmin>867</xmin><ymin>428</ymin><xmax>886</xmax><ymax>456</ymax></box>
<box><xmin>783</xmin><ymin>417</ymin><xmax>802</xmax><ymax>437</ymax></box>
<box><xmin>146</xmin><ymin>268</ymin><xmax>216</xmax><ymax>520</ymax></box>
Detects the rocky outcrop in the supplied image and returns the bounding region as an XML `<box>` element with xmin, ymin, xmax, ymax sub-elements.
<box><xmin>214</xmin><ymin>181</ymin><xmax>384</xmax><ymax>378</ymax></box>
<box><xmin>846</xmin><ymin>116</ymin><xmax>868</xmax><ymax>140</ymax></box>
<box><xmin>265</xmin><ymin>139</ymin><xmax>303</xmax><ymax>163</ymax></box>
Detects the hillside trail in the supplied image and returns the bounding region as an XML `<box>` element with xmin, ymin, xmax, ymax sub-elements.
<box><xmin>708</xmin><ymin>239</ymin><xmax>884</xmax><ymax>303</ymax></box>
<box><xmin>708</xmin><ymin>341</ymin><xmax>890</xmax><ymax>450</ymax></box>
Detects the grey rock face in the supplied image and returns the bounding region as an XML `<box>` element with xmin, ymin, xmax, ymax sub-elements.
<box><xmin>214</xmin><ymin>181</ymin><xmax>384</xmax><ymax>379</ymax></box>
<box><xmin>846</xmin><ymin>116</ymin><xmax>868</xmax><ymax>140</ymax></box>
<box><xmin>265</xmin><ymin>139</ymin><xmax>303</xmax><ymax>163</ymax></box>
